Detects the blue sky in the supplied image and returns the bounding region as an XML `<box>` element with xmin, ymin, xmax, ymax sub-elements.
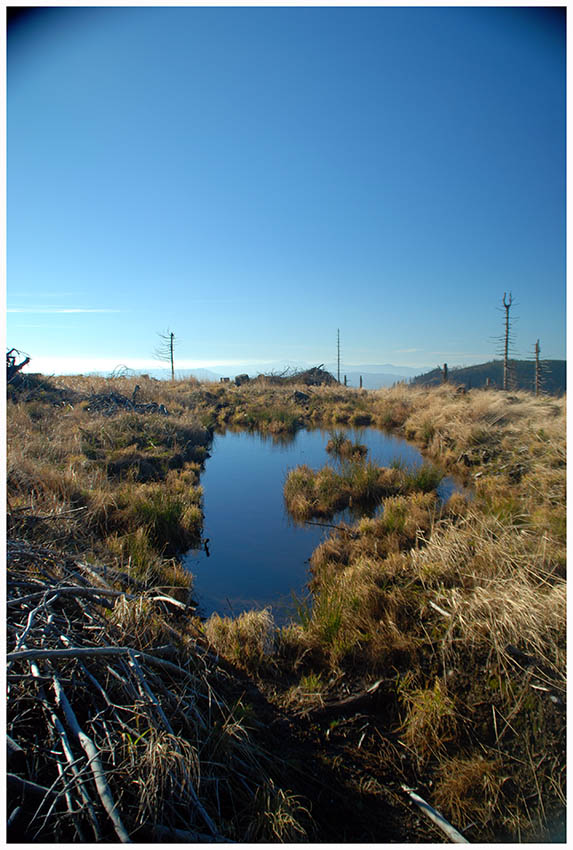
<box><xmin>7</xmin><ymin>6</ymin><xmax>566</xmax><ymax>375</ymax></box>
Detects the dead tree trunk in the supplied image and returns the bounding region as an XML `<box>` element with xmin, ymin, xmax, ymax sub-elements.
<box><xmin>502</xmin><ymin>292</ymin><xmax>513</xmax><ymax>391</ymax></box>
<box><xmin>535</xmin><ymin>339</ymin><xmax>541</xmax><ymax>396</ymax></box>
<box><xmin>169</xmin><ymin>332</ymin><xmax>174</xmax><ymax>381</ymax></box>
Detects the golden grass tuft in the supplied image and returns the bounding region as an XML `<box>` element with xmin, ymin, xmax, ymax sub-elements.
<box><xmin>245</xmin><ymin>778</ymin><xmax>312</xmax><ymax>842</ymax></box>
<box><xmin>204</xmin><ymin>608</ymin><xmax>276</xmax><ymax>671</ymax></box>
<box><xmin>399</xmin><ymin>678</ymin><xmax>457</xmax><ymax>764</ymax></box>
<box><xmin>432</xmin><ymin>754</ymin><xmax>504</xmax><ymax>832</ymax></box>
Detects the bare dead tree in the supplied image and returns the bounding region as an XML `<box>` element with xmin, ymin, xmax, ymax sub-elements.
<box><xmin>530</xmin><ymin>339</ymin><xmax>549</xmax><ymax>396</ymax></box>
<box><xmin>502</xmin><ymin>292</ymin><xmax>514</xmax><ymax>391</ymax></box>
<box><xmin>154</xmin><ymin>330</ymin><xmax>176</xmax><ymax>381</ymax></box>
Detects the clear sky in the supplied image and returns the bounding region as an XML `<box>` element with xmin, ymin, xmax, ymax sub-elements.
<box><xmin>7</xmin><ymin>6</ymin><xmax>566</xmax><ymax>375</ymax></box>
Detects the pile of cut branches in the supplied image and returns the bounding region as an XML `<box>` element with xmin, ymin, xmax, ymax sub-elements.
<box><xmin>7</xmin><ymin>538</ymin><xmax>311</xmax><ymax>842</ymax></box>
<box><xmin>254</xmin><ymin>365</ymin><xmax>337</xmax><ymax>387</ymax></box>
<box><xmin>86</xmin><ymin>388</ymin><xmax>169</xmax><ymax>416</ymax></box>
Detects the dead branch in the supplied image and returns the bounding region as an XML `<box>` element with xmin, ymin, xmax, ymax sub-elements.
<box><xmin>51</xmin><ymin>711</ymin><xmax>103</xmax><ymax>840</ymax></box>
<box><xmin>401</xmin><ymin>785</ymin><xmax>468</xmax><ymax>843</ymax></box>
<box><xmin>52</xmin><ymin>674</ymin><xmax>132</xmax><ymax>842</ymax></box>
<box><xmin>9</xmin><ymin>646</ymin><xmax>192</xmax><ymax>678</ymax></box>
<box><xmin>302</xmin><ymin>679</ymin><xmax>388</xmax><ymax>719</ymax></box>
<box><xmin>7</xmin><ymin>773</ymin><xmax>58</xmax><ymax>802</ymax></box>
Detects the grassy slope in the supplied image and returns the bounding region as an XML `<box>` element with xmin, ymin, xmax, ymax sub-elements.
<box><xmin>7</xmin><ymin>374</ymin><xmax>566</xmax><ymax>842</ymax></box>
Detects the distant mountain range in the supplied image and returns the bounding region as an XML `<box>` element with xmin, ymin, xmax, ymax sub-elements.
<box><xmin>410</xmin><ymin>359</ymin><xmax>566</xmax><ymax>395</ymax></box>
<box><xmin>116</xmin><ymin>361</ymin><xmax>431</xmax><ymax>388</ymax></box>
<box><xmin>89</xmin><ymin>358</ymin><xmax>565</xmax><ymax>394</ymax></box>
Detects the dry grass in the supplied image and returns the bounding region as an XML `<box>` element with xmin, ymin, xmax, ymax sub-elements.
<box><xmin>203</xmin><ymin>608</ymin><xmax>276</xmax><ymax>672</ymax></box>
<box><xmin>432</xmin><ymin>754</ymin><xmax>504</xmax><ymax>832</ymax></box>
<box><xmin>7</xmin><ymin>373</ymin><xmax>566</xmax><ymax>842</ymax></box>
<box><xmin>7</xmin><ymin>380</ymin><xmax>209</xmax><ymax>587</ymax></box>
<box><xmin>399</xmin><ymin>677</ymin><xmax>458</xmax><ymax>764</ymax></box>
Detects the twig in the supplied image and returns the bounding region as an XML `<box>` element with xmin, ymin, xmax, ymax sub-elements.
<box><xmin>401</xmin><ymin>785</ymin><xmax>469</xmax><ymax>843</ymax></box>
<box><xmin>428</xmin><ymin>600</ymin><xmax>451</xmax><ymax>618</ymax></box>
<box><xmin>56</xmin><ymin>759</ymin><xmax>87</xmax><ymax>842</ymax></box>
<box><xmin>125</xmin><ymin>653</ymin><xmax>221</xmax><ymax>839</ymax></box>
<box><xmin>304</xmin><ymin>519</ymin><xmax>359</xmax><ymax>537</ymax></box>
<box><xmin>7</xmin><ymin>734</ymin><xmax>25</xmax><ymax>764</ymax></box>
<box><xmin>127</xmin><ymin>651</ymin><xmax>176</xmax><ymax>736</ymax></box>
<box><xmin>303</xmin><ymin>679</ymin><xmax>387</xmax><ymax>719</ymax></box>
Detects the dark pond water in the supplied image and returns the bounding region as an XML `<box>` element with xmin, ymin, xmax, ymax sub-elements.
<box><xmin>183</xmin><ymin>427</ymin><xmax>459</xmax><ymax>625</ymax></box>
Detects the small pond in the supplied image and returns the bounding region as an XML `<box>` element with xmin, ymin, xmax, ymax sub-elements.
<box><xmin>183</xmin><ymin>427</ymin><xmax>459</xmax><ymax>625</ymax></box>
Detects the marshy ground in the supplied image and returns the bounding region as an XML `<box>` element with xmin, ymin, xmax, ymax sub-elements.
<box><xmin>7</xmin><ymin>373</ymin><xmax>566</xmax><ymax>842</ymax></box>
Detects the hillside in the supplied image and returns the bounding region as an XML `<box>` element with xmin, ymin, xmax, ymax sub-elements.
<box><xmin>411</xmin><ymin>359</ymin><xmax>566</xmax><ymax>395</ymax></box>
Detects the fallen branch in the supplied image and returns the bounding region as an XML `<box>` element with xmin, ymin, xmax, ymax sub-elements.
<box><xmin>51</xmin><ymin>711</ymin><xmax>103</xmax><ymax>840</ymax></box>
<box><xmin>53</xmin><ymin>674</ymin><xmax>131</xmax><ymax>843</ymax></box>
<box><xmin>428</xmin><ymin>600</ymin><xmax>451</xmax><ymax>618</ymax></box>
<box><xmin>401</xmin><ymin>785</ymin><xmax>468</xmax><ymax>843</ymax></box>
<box><xmin>304</xmin><ymin>679</ymin><xmax>387</xmax><ymax>719</ymax></box>
<box><xmin>8</xmin><ymin>586</ymin><xmax>190</xmax><ymax>611</ymax></box>
<box><xmin>7</xmin><ymin>773</ymin><xmax>58</xmax><ymax>802</ymax></box>
<box><xmin>304</xmin><ymin>520</ymin><xmax>359</xmax><ymax>538</ymax></box>
<box><xmin>8</xmin><ymin>645</ymin><xmax>191</xmax><ymax>678</ymax></box>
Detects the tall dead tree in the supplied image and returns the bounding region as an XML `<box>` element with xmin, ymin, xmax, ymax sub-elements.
<box><xmin>530</xmin><ymin>339</ymin><xmax>550</xmax><ymax>396</ymax></box>
<box><xmin>501</xmin><ymin>292</ymin><xmax>514</xmax><ymax>391</ymax></box>
<box><xmin>154</xmin><ymin>330</ymin><xmax>176</xmax><ymax>381</ymax></box>
<box><xmin>337</xmin><ymin>328</ymin><xmax>341</xmax><ymax>384</ymax></box>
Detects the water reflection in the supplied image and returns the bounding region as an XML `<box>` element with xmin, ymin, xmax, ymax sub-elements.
<box><xmin>184</xmin><ymin>427</ymin><xmax>460</xmax><ymax>624</ymax></box>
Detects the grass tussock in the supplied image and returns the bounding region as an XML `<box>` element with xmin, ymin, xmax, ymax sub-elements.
<box><xmin>284</xmin><ymin>459</ymin><xmax>442</xmax><ymax>521</ymax></box>
<box><xmin>203</xmin><ymin>608</ymin><xmax>276</xmax><ymax>672</ymax></box>
<box><xmin>432</xmin><ymin>755</ymin><xmax>504</xmax><ymax>833</ymax></box>
<box><xmin>399</xmin><ymin>677</ymin><xmax>457</xmax><ymax>764</ymax></box>
<box><xmin>326</xmin><ymin>430</ymin><xmax>368</xmax><ymax>459</ymax></box>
